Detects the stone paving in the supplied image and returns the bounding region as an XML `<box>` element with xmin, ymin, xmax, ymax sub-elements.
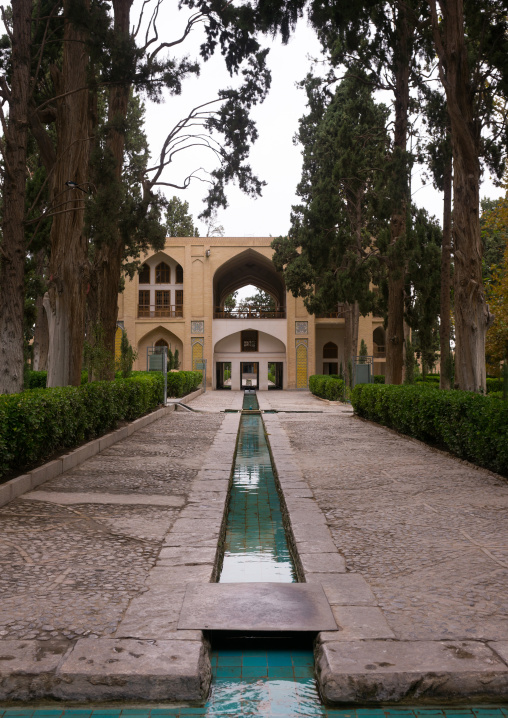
<box><xmin>259</xmin><ymin>391</ymin><xmax>508</xmax><ymax>644</ymax></box>
<box><xmin>2</xmin><ymin>389</ymin><xmax>508</xmax><ymax>704</ymax></box>
<box><xmin>0</xmin><ymin>411</ymin><xmax>226</xmax><ymax>644</ymax></box>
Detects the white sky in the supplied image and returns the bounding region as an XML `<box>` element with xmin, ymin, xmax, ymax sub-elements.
<box><xmin>134</xmin><ymin>1</ymin><xmax>503</xmax><ymax>240</ymax></box>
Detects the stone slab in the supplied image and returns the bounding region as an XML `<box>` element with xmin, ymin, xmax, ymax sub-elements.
<box><xmin>116</xmin><ymin>583</ymin><xmax>188</xmax><ymax>638</ymax></box>
<box><xmin>178</xmin><ymin>582</ymin><xmax>338</xmax><ymax>632</ymax></box>
<box><xmin>330</xmin><ymin>606</ymin><xmax>395</xmax><ymax>639</ymax></box>
<box><xmin>296</xmin><ymin>539</ymin><xmax>338</xmax><ymax>554</ymax></box>
<box><xmin>9</xmin><ymin>474</ymin><xmax>33</xmax><ymax>501</ymax></box>
<box><xmin>163</xmin><ymin>533</ymin><xmax>221</xmax><ymax>548</ymax></box>
<box><xmin>148</xmin><ymin>565</ymin><xmax>214</xmax><ymax>585</ymax></box>
<box><xmin>158</xmin><ymin>547</ymin><xmax>217</xmax><ymax>565</ymax></box>
<box><xmin>307</xmin><ymin>573</ymin><xmax>377</xmax><ymax>606</ymax></box>
<box><xmin>61</xmin><ymin>441</ymin><xmax>99</xmax><ymax>472</ymax></box>
<box><xmin>0</xmin><ymin>639</ymin><xmax>69</xmax><ymax>701</ymax></box>
<box><xmin>316</xmin><ymin>639</ymin><xmax>508</xmax><ymax>704</ymax></box>
<box><xmin>56</xmin><ymin>638</ymin><xmax>209</xmax><ymax>701</ymax></box>
<box><xmin>29</xmin><ymin>459</ymin><xmax>62</xmax><ymax>487</ymax></box>
<box><xmin>22</xmin><ymin>491</ymin><xmax>185</xmax><ymax>507</ymax></box>
<box><xmin>300</xmin><ymin>553</ymin><xmax>347</xmax><ymax>574</ymax></box>
<box><xmin>489</xmin><ymin>641</ymin><xmax>508</xmax><ymax>665</ymax></box>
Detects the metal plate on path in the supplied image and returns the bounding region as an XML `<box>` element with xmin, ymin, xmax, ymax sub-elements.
<box><xmin>178</xmin><ymin>582</ymin><xmax>338</xmax><ymax>632</ymax></box>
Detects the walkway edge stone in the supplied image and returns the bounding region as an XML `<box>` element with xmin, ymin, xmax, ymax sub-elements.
<box><xmin>0</xmin><ymin>403</ymin><xmax>179</xmax><ymax>510</ymax></box>
<box><xmin>315</xmin><ymin>639</ymin><xmax>508</xmax><ymax>704</ymax></box>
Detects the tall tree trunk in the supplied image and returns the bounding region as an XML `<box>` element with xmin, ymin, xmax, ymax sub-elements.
<box><xmin>385</xmin><ymin>4</ymin><xmax>411</xmax><ymax>385</ymax></box>
<box><xmin>88</xmin><ymin>0</ymin><xmax>133</xmax><ymax>375</ymax></box>
<box><xmin>440</xmin><ymin>152</ymin><xmax>452</xmax><ymax>390</ymax></box>
<box><xmin>343</xmin><ymin>301</ymin><xmax>359</xmax><ymax>387</ymax></box>
<box><xmin>46</xmin><ymin>0</ymin><xmax>91</xmax><ymax>387</ymax></box>
<box><xmin>33</xmin><ymin>250</ymin><xmax>49</xmax><ymax>372</ymax></box>
<box><xmin>0</xmin><ymin>0</ymin><xmax>31</xmax><ymax>395</ymax></box>
<box><xmin>429</xmin><ymin>0</ymin><xmax>492</xmax><ymax>392</ymax></box>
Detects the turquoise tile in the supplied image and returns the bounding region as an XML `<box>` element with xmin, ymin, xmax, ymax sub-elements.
<box><xmin>179</xmin><ymin>708</ymin><xmax>207</xmax><ymax>716</ymax></box>
<box><xmin>216</xmin><ymin>665</ymin><xmax>242</xmax><ymax>678</ymax></box>
<box><xmin>267</xmin><ymin>651</ymin><xmax>293</xmax><ymax>667</ymax></box>
<box><xmin>294</xmin><ymin>664</ymin><xmax>314</xmax><ymax>679</ymax></box>
<box><xmin>325</xmin><ymin>712</ymin><xmax>356</xmax><ymax>717</ymax></box>
<box><xmin>242</xmin><ymin>654</ymin><xmax>268</xmax><ymax>667</ymax></box>
<box><xmin>242</xmin><ymin>665</ymin><xmax>268</xmax><ymax>678</ymax></box>
<box><xmin>268</xmin><ymin>666</ymin><xmax>294</xmax><ymax>679</ymax></box>
<box><xmin>217</xmin><ymin>653</ymin><xmax>242</xmax><ymax>666</ymax></box>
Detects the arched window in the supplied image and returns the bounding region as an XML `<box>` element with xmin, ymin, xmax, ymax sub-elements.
<box><xmin>323</xmin><ymin>341</ymin><xmax>338</xmax><ymax>359</ymax></box>
<box><xmin>155</xmin><ymin>339</ymin><xmax>169</xmax><ymax>349</ymax></box>
<box><xmin>155</xmin><ymin>262</ymin><xmax>170</xmax><ymax>283</ymax></box>
<box><xmin>139</xmin><ymin>263</ymin><xmax>150</xmax><ymax>284</ymax></box>
<box><xmin>176</xmin><ymin>264</ymin><xmax>183</xmax><ymax>283</ymax></box>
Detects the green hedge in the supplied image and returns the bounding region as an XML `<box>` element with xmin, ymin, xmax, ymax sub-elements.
<box><xmin>309</xmin><ymin>374</ymin><xmax>346</xmax><ymax>401</ymax></box>
<box><xmin>351</xmin><ymin>383</ymin><xmax>508</xmax><ymax>476</ymax></box>
<box><xmin>0</xmin><ymin>373</ymin><xmax>164</xmax><ymax>479</ymax></box>
<box><xmin>167</xmin><ymin>371</ymin><xmax>203</xmax><ymax>397</ymax></box>
<box><xmin>373</xmin><ymin>375</ymin><xmax>385</xmax><ymax>384</ymax></box>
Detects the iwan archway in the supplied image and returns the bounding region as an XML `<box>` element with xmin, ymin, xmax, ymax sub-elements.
<box><xmin>212</xmin><ymin>248</ymin><xmax>287</xmax><ymax>390</ymax></box>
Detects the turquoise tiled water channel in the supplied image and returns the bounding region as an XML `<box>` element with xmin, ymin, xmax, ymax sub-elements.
<box><xmin>219</xmin><ymin>400</ymin><xmax>296</xmax><ymax>583</ymax></box>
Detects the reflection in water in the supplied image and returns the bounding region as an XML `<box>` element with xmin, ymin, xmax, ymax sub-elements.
<box><xmin>219</xmin><ymin>412</ymin><xmax>296</xmax><ymax>583</ymax></box>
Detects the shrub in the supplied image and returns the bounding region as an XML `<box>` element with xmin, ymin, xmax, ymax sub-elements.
<box><xmin>309</xmin><ymin>374</ymin><xmax>346</xmax><ymax>401</ymax></box>
<box><xmin>352</xmin><ymin>383</ymin><xmax>508</xmax><ymax>476</ymax></box>
<box><xmin>373</xmin><ymin>375</ymin><xmax>385</xmax><ymax>384</ymax></box>
<box><xmin>0</xmin><ymin>373</ymin><xmax>164</xmax><ymax>479</ymax></box>
<box><xmin>166</xmin><ymin>370</ymin><xmax>203</xmax><ymax>397</ymax></box>
<box><xmin>486</xmin><ymin>377</ymin><xmax>503</xmax><ymax>394</ymax></box>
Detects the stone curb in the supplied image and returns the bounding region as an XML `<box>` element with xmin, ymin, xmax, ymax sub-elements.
<box><xmin>0</xmin><ymin>638</ymin><xmax>210</xmax><ymax>702</ymax></box>
<box><xmin>0</xmin><ymin>404</ymin><xmax>176</xmax><ymax>510</ymax></box>
<box><xmin>262</xmin><ymin>411</ymin><xmax>508</xmax><ymax>705</ymax></box>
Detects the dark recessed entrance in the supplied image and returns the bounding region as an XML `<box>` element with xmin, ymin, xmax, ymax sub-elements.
<box><xmin>241</xmin><ymin>362</ymin><xmax>259</xmax><ymax>389</ymax></box>
<box><xmin>268</xmin><ymin>362</ymin><xmax>283</xmax><ymax>390</ymax></box>
<box><xmin>216</xmin><ymin>362</ymin><xmax>231</xmax><ymax>390</ymax></box>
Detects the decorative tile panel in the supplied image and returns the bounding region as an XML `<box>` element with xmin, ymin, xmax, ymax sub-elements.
<box><xmin>191</xmin><ymin>321</ymin><xmax>204</xmax><ymax>334</ymax></box>
<box><xmin>296</xmin><ymin>339</ymin><xmax>308</xmax><ymax>389</ymax></box>
<box><xmin>295</xmin><ymin>321</ymin><xmax>308</xmax><ymax>335</ymax></box>
<box><xmin>191</xmin><ymin>338</ymin><xmax>204</xmax><ymax>370</ymax></box>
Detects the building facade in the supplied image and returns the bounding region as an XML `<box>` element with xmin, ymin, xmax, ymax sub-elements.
<box><xmin>118</xmin><ymin>237</ymin><xmax>386</xmax><ymax>389</ymax></box>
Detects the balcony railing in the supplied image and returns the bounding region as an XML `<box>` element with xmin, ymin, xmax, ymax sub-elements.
<box><xmin>316</xmin><ymin>304</ymin><xmax>347</xmax><ymax>319</ymax></box>
<box><xmin>138</xmin><ymin>305</ymin><xmax>183</xmax><ymax>318</ymax></box>
<box><xmin>214</xmin><ymin>307</ymin><xmax>286</xmax><ymax>319</ymax></box>
<box><xmin>373</xmin><ymin>345</ymin><xmax>386</xmax><ymax>358</ymax></box>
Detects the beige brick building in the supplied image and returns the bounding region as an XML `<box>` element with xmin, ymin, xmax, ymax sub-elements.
<box><xmin>118</xmin><ymin>237</ymin><xmax>386</xmax><ymax>389</ymax></box>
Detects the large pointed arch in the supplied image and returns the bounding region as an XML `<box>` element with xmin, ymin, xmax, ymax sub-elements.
<box><xmin>213</xmin><ymin>249</ymin><xmax>285</xmax><ymax>309</ymax></box>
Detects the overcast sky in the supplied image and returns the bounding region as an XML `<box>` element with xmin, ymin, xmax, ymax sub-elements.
<box><xmin>135</xmin><ymin>1</ymin><xmax>503</xmax><ymax>240</ymax></box>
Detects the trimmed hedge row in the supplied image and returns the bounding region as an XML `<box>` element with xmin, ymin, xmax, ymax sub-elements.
<box><xmin>167</xmin><ymin>370</ymin><xmax>203</xmax><ymax>397</ymax></box>
<box><xmin>0</xmin><ymin>373</ymin><xmax>164</xmax><ymax>479</ymax></box>
<box><xmin>352</xmin><ymin>383</ymin><xmax>508</xmax><ymax>476</ymax></box>
<box><xmin>309</xmin><ymin>374</ymin><xmax>346</xmax><ymax>401</ymax></box>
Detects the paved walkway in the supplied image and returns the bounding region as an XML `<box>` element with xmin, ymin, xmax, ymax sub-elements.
<box><xmin>1</xmin><ymin>389</ymin><xmax>508</xmax><ymax>703</ymax></box>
